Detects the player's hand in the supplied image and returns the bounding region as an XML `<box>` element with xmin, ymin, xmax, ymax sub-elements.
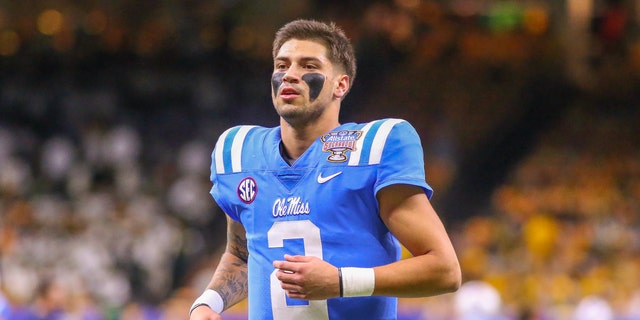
<box><xmin>273</xmin><ymin>254</ymin><xmax>340</xmax><ymax>300</ymax></box>
<box><xmin>189</xmin><ymin>305</ymin><xmax>223</xmax><ymax>320</ymax></box>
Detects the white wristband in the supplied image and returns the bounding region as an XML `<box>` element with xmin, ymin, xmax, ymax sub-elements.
<box><xmin>340</xmin><ymin>267</ymin><xmax>375</xmax><ymax>297</ymax></box>
<box><xmin>190</xmin><ymin>289</ymin><xmax>224</xmax><ymax>316</ymax></box>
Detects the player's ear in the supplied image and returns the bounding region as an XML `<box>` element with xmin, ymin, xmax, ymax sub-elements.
<box><xmin>334</xmin><ymin>74</ymin><xmax>350</xmax><ymax>99</ymax></box>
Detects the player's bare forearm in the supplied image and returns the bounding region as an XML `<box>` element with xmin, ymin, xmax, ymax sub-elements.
<box><xmin>207</xmin><ymin>217</ymin><xmax>249</xmax><ymax>310</ymax></box>
<box><xmin>207</xmin><ymin>252</ymin><xmax>248</xmax><ymax>309</ymax></box>
<box><xmin>372</xmin><ymin>251</ymin><xmax>460</xmax><ymax>297</ymax></box>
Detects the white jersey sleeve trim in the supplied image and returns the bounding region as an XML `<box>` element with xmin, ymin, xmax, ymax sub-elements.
<box><xmin>214</xmin><ymin>125</ymin><xmax>256</xmax><ymax>174</ymax></box>
<box><xmin>348</xmin><ymin>121</ymin><xmax>376</xmax><ymax>166</ymax></box>
<box><xmin>369</xmin><ymin>119</ymin><xmax>404</xmax><ymax>165</ymax></box>
<box><xmin>214</xmin><ymin>128</ymin><xmax>233</xmax><ymax>174</ymax></box>
<box><xmin>231</xmin><ymin>126</ymin><xmax>256</xmax><ymax>173</ymax></box>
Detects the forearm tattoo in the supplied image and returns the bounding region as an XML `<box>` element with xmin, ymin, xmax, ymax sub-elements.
<box><xmin>211</xmin><ymin>219</ymin><xmax>249</xmax><ymax>309</ymax></box>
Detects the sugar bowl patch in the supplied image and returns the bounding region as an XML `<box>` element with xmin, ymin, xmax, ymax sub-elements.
<box><xmin>321</xmin><ymin>130</ymin><xmax>361</xmax><ymax>162</ymax></box>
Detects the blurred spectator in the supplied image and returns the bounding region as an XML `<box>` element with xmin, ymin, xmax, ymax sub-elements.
<box><xmin>454</xmin><ymin>280</ymin><xmax>505</xmax><ymax>320</ymax></box>
<box><xmin>571</xmin><ymin>295</ymin><xmax>614</xmax><ymax>320</ymax></box>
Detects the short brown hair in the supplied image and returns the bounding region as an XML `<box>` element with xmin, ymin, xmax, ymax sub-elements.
<box><xmin>273</xmin><ymin>19</ymin><xmax>357</xmax><ymax>90</ymax></box>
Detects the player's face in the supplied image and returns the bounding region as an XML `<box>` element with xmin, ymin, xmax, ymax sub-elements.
<box><xmin>271</xmin><ymin>39</ymin><xmax>345</xmax><ymax>125</ymax></box>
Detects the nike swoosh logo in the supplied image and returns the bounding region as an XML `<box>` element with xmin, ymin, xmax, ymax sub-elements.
<box><xmin>317</xmin><ymin>171</ymin><xmax>342</xmax><ymax>184</ymax></box>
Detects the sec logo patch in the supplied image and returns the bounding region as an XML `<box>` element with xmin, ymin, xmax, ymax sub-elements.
<box><xmin>237</xmin><ymin>177</ymin><xmax>257</xmax><ymax>204</ymax></box>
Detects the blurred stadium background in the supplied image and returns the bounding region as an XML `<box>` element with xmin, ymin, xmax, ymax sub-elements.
<box><xmin>0</xmin><ymin>0</ymin><xmax>639</xmax><ymax>319</ymax></box>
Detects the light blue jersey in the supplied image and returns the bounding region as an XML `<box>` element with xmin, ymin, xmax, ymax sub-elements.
<box><xmin>210</xmin><ymin>118</ymin><xmax>433</xmax><ymax>320</ymax></box>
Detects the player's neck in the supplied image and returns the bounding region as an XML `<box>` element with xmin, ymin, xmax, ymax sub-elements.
<box><xmin>279</xmin><ymin>141</ymin><xmax>296</xmax><ymax>165</ymax></box>
<box><xmin>280</xmin><ymin>118</ymin><xmax>340</xmax><ymax>160</ymax></box>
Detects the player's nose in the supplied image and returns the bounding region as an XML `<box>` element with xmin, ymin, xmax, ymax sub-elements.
<box><xmin>282</xmin><ymin>66</ymin><xmax>303</xmax><ymax>83</ymax></box>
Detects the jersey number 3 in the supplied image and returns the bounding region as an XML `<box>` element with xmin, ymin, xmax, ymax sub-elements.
<box><xmin>268</xmin><ymin>220</ymin><xmax>330</xmax><ymax>320</ymax></box>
